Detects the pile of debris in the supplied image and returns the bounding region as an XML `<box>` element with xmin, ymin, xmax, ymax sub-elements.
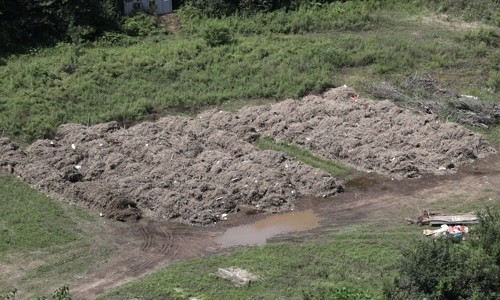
<box><xmin>0</xmin><ymin>86</ymin><xmax>495</xmax><ymax>224</ymax></box>
<box><xmin>212</xmin><ymin>267</ymin><xmax>258</xmax><ymax>287</ymax></box>
<box><xmin>406</xmin><ymin>209</ymin><xmax>478</xmax><ymax>239</ymax></box>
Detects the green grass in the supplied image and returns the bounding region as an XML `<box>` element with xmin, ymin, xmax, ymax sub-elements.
<box><xmin>0</xmin><ymin>172</ymin><xmax>78</xmax><ymax>252</ymax></box>
<box><xmin>254</xmin><ymin>136</ymin><xmax>347</xmax><ymax>177</ymax></box>
<box><xmin>0</xmin><ymin>171</ymin><xmax>108</xmax><ymax>297</ymax></box>
<box><xmin>0</xmin><ymin>1</ymin><xmax>499</xmax><ymax>143</ymax></box>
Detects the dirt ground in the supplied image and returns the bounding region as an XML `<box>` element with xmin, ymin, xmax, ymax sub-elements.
<box><xmin>0</xmin><ymin>87</ymin><xmax>494</xmax><ymax>226</ymax></box>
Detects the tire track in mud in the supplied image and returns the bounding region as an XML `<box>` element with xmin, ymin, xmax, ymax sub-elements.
<box><xmin>71</xmin><ymin>221</ymin><xmax>214</xmax><ymax>300</ymax></box>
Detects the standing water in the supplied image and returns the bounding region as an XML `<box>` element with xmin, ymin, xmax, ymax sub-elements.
<box><xmin>216</xmin><ymin>209</ymin><xmax>321</xmax><ymax>247</ymax></box>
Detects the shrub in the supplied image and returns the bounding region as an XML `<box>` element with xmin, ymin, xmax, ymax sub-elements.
<box><xmin>384</xmin><ymin>207</ymin><xmax>500</xmax><ymax>300</ymax></box>
<box><xmin>121</xmin><ymin>12</ymin><xmax>162</xmax><ymax>37</ymax></box>
<box><xmin>487</xmin><ymin>72</ymin><xmax>500</xmax><ymax>93</ymax></box>
<box><xmin>201</xmin><ymin>22</ymin><xmax>234</xmax><ymax>47</ymax></box>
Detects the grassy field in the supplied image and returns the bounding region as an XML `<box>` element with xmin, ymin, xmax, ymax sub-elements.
<box><xmin>0</xmin><ymin>1</ymin><xmax>498</xmax><ymax>143</ymax></box>
<box><xmin>0</xmin><ymin>172</ymin><xmax>109</xmax><ymax>298</ymax></box>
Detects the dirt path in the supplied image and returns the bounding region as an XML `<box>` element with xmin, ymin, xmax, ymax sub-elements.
<box><xmin>69</xmin><ymin>148</ymin><xmax>499</xmax><ymax>299</ymax></box>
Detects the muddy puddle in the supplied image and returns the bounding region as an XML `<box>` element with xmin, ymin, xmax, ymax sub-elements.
<box><xmin>216</xmin><ymin>209</ymin><xmax>321</xmax><ymax>247</ymax></box>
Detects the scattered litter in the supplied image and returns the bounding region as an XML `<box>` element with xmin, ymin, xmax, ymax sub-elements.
<box><xmin>221</xmin><ymin>213</ymin><xmax>228</xmax><ymax>220</ymax></box>
<box><xmin>74</xmin><ymin>165</ymin><xmax>81</xmax><ymax>170</ymax></box>
<box><xmin>99</xmin><ymin>213</ymin><xmax>104</xmax><ymax>217</ymax></box>
<box><xmin>71</xmin><ymin>144</ymin><xmax>76</xmax><ymax>150</ymax></box>
<box><xmin>212</xmin><ymin>267</ymin><xmax>258</xmax><ymax>287</ymax></box>
<box><xmin>423</xmin><ymin>224</ymin><xmax>468</xmax><ymax>239</ymax></box>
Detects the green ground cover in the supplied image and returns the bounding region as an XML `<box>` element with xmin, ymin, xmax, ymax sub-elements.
<box><xmin>0</xmin><ymin>172</ymin><xmax>78</xmax><ymax>252</ymax></box>
<box><xmin>0</xmin><ymin>1</ymin><xmax>498</xmax><ymax>143</ymax></box>
<box><xmin>0</xmin><ymin>172</ymin><xmax>105</xmax><ymax>297</ymax></box>
<box><xmin>254</xmin><ymin>137</ymin><xmax>348</xmax><ymax>177</ymax></box>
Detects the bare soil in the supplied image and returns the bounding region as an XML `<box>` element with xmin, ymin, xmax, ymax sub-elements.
<box><xmin>0</xmin><ymin>87</ymin><xmax>493</xmax><ymax>225</ymax></box>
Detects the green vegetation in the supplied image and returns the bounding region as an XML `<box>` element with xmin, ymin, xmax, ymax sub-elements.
<box><xmin>0</xmin><ymin>171</ymin><xmax>105</xmax><ymax>297</ymax></box>
<box><xmin>0</xmin><ymin>172</ymin><xmax>77</xmax><ymax>252</ymax></box>
<box><xmin>384</xmin><ymin>208</ymin><xmax>500</xmax><ymax>299</ymax></box>
<box><xmin>1</xmin><ymin>1</ymin><xmax>499</xmax><ymax>143</ymax></box>
<box><xmin>1</xmin><ymin>285</ymin><xmax>72</xmax><ymax>300</ymax></box>
<box><xmin>254</xmin><ymin>136</ymin><xmax>347</xmax><ymax>177</ymax></box>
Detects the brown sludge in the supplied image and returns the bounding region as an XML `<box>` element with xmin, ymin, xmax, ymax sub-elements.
<box><xmin>0</xmin><ymin>87</ymin><xmax>495</xmax><ymax>225</ymax></box>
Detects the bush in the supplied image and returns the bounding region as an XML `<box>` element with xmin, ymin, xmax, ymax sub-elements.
<box><xmin>384</xmin><ymin>208</ymin><xmax>500</xmax><ymax>300</ymax></box>
<box><xmin>201</xmin><ymin>22</ymin><xmax>234</xmax><ymax>47</ymax></box>
<box><xmin>121</xmin><ymin>12</ymin><xmax>163</xmax><ymax>37</ymax></box>
<box><xmin>487</xmin><ymin>72</ymin><xmax>500</xmax><ymax>93</ymax></box>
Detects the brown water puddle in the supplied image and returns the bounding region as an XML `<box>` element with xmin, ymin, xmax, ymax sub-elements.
<box><xmin>215</xmin><ymin>209</ymin><xmax>321</xmax><ymax>248</ymax></box>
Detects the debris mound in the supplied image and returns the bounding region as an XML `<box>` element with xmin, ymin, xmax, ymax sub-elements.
<box><xmin>0</xmin><ymin>86</ymin><xmax>494</xmax><ymax>224</ymax></box>
<box><xmin>105</xmin><ymin>198</ymin><xmax>142</xmax><ymax>222</ymax></box>
<box><xmin>213</xmin><ymin>267</ymin><xmax>258</xmax><ymax>287</ymax></box>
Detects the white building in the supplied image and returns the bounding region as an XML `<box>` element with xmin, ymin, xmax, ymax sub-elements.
<box><xmin>124</xmin><ymin>0</ymin><xmax>172</xmax><ymax>15</ymax></box>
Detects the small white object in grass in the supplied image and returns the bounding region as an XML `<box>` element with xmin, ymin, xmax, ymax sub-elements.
<box><xmin>145</xmin><ymin>143</ymin><xmax>149</xmax><ymax>147</ymax></box>
<box><xmin>256</xmin><ymin>204</ymin><xmax>259</xmax><ymax>208</ymax></box>
<box><xmin>99</xmin><ymin>213</ymin><xmax>104</xmax><ymax>217</ymax></box>
<box><xmin>71</xmin><ymin>143</ymin><xmax>76</xmax><ymax>150</ymax></box>
<box><xmin>221</xmin><ymin>213</ymin><xmax>228</xmax><ymax>220</ymax></box>
<box><xmin>439</xmin><ymin>166</ymin><xmax>447</xmax><ymax>171</ymax></box>
<box><xmin>74</xmin><ymin>165</ymin><xmax>81</xmax><ymax>170</ymax></box>
<box><xmin>99</xmin><ymin>143</ymin><xmax>103</xmax><ymax>147</ymax></box>
<box><xmin>291</xmin><ymin>190</ymin><xmax>296</xmax><ymax>195</ymax></box>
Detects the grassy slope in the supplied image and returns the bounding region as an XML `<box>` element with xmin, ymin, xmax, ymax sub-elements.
<box><xmin>0</xmin><ymin>171</ymin><xmax>105</xmax><ymax>297</ymax></box>
<box><xmin>0</xmin><ymin>1</ymin><xmax>498</xmax><ymax>143</ymax></box>
<box><xmin>0</xmin><ymin>172</ymin><xmax>77</xmax><ymax>252</ymax></box>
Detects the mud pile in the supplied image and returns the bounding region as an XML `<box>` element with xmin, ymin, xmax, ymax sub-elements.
<box><xmin>0</xmin><ymin>87</ymin><xmax>494</xmax><ymax>224</ymax></box>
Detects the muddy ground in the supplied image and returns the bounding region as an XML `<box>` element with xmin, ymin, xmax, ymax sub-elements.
<box><xmin>0</xmin><ymin>87</ymin><xmax>494</xmax><ymax>225</ymax></box>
